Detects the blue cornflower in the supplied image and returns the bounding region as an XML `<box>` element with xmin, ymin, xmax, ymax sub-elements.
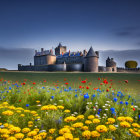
<box><xmin>120</xmin><ymin>101</ymin><xmax>123</xmax><ymax>104</ymax></box>
<box><xmin>26</xmin><ymin>104</ymin><xmax>29</xmax><ymax>107</ymax></box>
<box><xmin>113</xmin><ymin>98</ymin><xmax>118</xmax><ymax>102</ymax></box>
<box><xmin>84</xmin><ymin>94</ymin><xmax>89</xmax><ymax>99</ymax></box>
<box><xmin>125</xmin><ymin>101</ymin><xmax>128</xmax><ymax>105</ymax></box>
<box><xmin>92</xmin><ymin>94</ymin><xmax>96</xmax><ymax>97</ymax></box>
<box><xmin>51</xmin><ymin>96</ymin><xmax>54</xmax><ymax>99</ymax></box>
<box><xmin>75</xmin><ymin>94</ymin><xmax>78</xmax><ymax>97</ymax></box>
<box><xmin>98</xmin><ymin>109</ymin><xmax>102</xmax><ymax>112</ymax></box>
<box><xmin>117</xmin><ymin>94</ymin><xmax>119</xmax><ymax>97</ymax></box>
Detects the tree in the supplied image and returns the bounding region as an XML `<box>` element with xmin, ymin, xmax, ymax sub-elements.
<box><xmin>125</xmin><ymin>60</ymin><xmax>138</xmax><ymax>68</ymax></box>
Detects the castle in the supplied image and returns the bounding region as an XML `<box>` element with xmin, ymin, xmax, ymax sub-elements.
<box><xmin>18</xmin><ymin>43</ymin><xmax>117</xmax><ymax>72</ymax></box>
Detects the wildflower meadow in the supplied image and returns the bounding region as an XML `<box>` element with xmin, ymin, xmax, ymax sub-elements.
<box><xmin>0</xmin><ymin>72</ymin><xmax>140</xmax><ymax>140</ymax></box>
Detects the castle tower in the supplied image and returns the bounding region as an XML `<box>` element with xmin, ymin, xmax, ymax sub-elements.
<box><xmin>55</xmin><ymin>43</ymin><xmax>67</xmax><ymax>56</ymax></box>
<box><xmin>106</xmin><ymin>57</ymin><xmax>117</xmax><ymax>72</ymax></box>
<box><xmin>84</xmin><ymin>46</ymin><xmax>99</xmax><ymax>72</ymax></box>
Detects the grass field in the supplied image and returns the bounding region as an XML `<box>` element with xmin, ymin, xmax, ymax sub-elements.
<box><xmin>0</xmin><ymin>71</ymin><xmax>140</xmax><ymax>140</ymax></box>
<box><xmin>0</xmin><ymin>71</ymin><xmax>140</xmax><ymax>101</ymax></box>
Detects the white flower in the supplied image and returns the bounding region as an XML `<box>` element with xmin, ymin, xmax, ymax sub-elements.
<box><xmin>46</xmin><ymin>112</ymin><xmax>48</xmax><ymax>115</ymax></box>
<box><xmin>59</xmin><ymin>100</ymin><xmax>63</xmax><ymax>102</ymax></box>
<box><xmin>39</xmin><ymin>130</ymin><xmax>46</xmax><ymax>133</ymax></box>
<box><xmin>54</xmin><ymin>103</ymin><xmax>57</xmax><ymax>105</ymax></box>
<box><xmin>103</xmin><ymin>114</ymin><xmax>107</xmax><ymax>116</ymax></box>
<box><xmin>95</xmin><ymin>102</ymin><xmax>98</xmax><ymax>104</ymax></box>
<box><xmin>106</xmin><ymin>101</ymin><xmax>110</xmax><ymax>103</ymax></box>
<box><xmin>37</xmin><ymin>119</ymin><xmax>40</xmax><ymax>121</ymax></box>
<box><xmin>93</xmin><ymin>108</ymin><xmax>96</xmax><ymax>111</ymax></box>
<box><xmin>105</xmin><ymin>109</ymin><xmax>108</xmax><ymax>111</ymax></box>
<box><xmin>74</xmin><ymin>112</ymin><xmax>78</xmax><ymax>114</ymax></box>
<box><xmin>105</xmin><ymin>104</ymin><xmax>108</xmax><ymax>106</ymax></box>
<box><xmin>87</xmin><ymin>102</ymin><xmax>90</xmax><ymax>105</ymax></box>
<box><xmin>37</xmin><ymin>104</ymin><xmax>42</xmax><ymax>106</ymax></box>
<box><xmin>102</xmin><ymin>106</ymin><xmax>105</xmax><ymax>108</ymax></box>
<box><xmin>50</xmin><ymin>99</ymin><xmax>52</xmax><ymax>101</ymax></box>
<box><xmin>71</xmin><ymin>114</ymin><xmax>75</xmax><ymax>116</ymax></box>
<box><xmin>108</xmin><ymin>105</ymin><xmax>110</xmax><ymax>107</ymax></box>
<box><xmin>114</xmin><ymin>125</ymin><xmax>118</xmax><ymax>127</ymax></box>
<box><xmin>89</xmin><ymin>102</ymin><xmax>92</xmax><ymax>104</ymax></box>
<box><xmin>134</xmin><ymin>106</ymin><xmax>138</xmax><ymax>108</ymax></box>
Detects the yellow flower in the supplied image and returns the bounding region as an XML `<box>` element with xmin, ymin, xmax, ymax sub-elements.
<box><xmin>81</xmin><ymin>126</ymin><xmax>88</xmax><ymax>130</ymax></box>
<box><xmin>38</xmin><ymin>132</ymin><xmax>47</xmax><ymax>139</ymax></box>
<box><xmin>9</xmin><ymin>127</ymin><xmax>21</xmax><ymax>134</ymax></box>
<box><xmin>7</xmin><ymin>137</ymin><xmax>17</xmax><ymax>140</ymax></box>
<box><xmin>46</xmin><ymin>136</ymin><xmax>53</xmax><ymax>140</ymax></box>
<box><xmin>2</xmin><ymin>110</ymin><xmax>14</xmax><ymax>116</ymax></box>
<box><xmin>22</xmin><ymin>128</ymin><xmax>31</xmax><ymax>133</ymax></box>
<box><xmin>132</xmin><ymin>123</ymin><xmax>140</xmax><ymax>128</ymax></box>
<box><xmin>8</xmin><ymin>106</ymin><xmax>16</xmax><ymax>110</ymax></box>
<box><xmin>109</xmin><ymin>125</ymin><xmax>116</xmax><ymax>131</ymax></box>
<box><xmin>3</xmin><ymin>102</ymin><xmax>9</xmax><ymax>105</ymax></box>
<box><xmin>49</xmin><ymin>128</ymin><xmax>56</xmax><ymax>134</ymax></box>
<box><xmin>28</xmin><ymin>121</ymin><xmax>33</xmax><ymax>125</ymax></box>
<box><xmin>72</xmin><ymin>122</ymin><xmax>83</xmax><ymax>128</ymax></box>
<box><xmin>125</xmin><ymin>117</ymin><xmax>133</xmax><ymax>123</ymax></box>
<box><xmin>85</xmin><ymin>120</ymin><xmax>92</xmax><ymax>125</ymax></box>
<box><xmin>56</xmin><ymin>136</ymin><xmax>65</xmax><ymax>140</ymax></box>
<box><xmin>91</xmin><ymin>131</ymin><xmax>100</xmax><ymax>138</ymax></box>
<box><xmin>88</xmin><ymin>115</ymin><xmax>94</xmax><ymax>120</ymax></box>
<box><xmin>27</xmin><ymin>131</ymin><xmax>37</xmax><ymax>137</ymax></box>
<box><xmin>64</xmin><ymin>116</ymin><xmax>77</xmax><ymax>122</ymax></box>
<box><xmin>24</xmin><ymin>110</ymin><xmax>30</xmax><ymax>113</ymax></box>
<box><xmin>120</xmin><ymin>121</ymin><xmax>131</xmax><ymax>128</ymax></box>
<box><xmin>4</xmin><ymin>123</ymin><xmax>9</xmax><ymax>127</ymax></box>
<box><xmin>82</xmin><ymin>130</ymin><xmax>91</xmax><ymax>139</ymax></box>
<box><xmin>96</xmin><ymin>125</ymin><xmax>108</xmax><ymax>133</ymax></box>
<box><xmin>64</xmin><ymin>110</ymin><xmax>70</xmax><ymax>113</ymax></box>
<box><xmin>63</xmin><ymin>133</ymin><xmax>73</xmax><ymax>140</ymax></box>
<box><xmin>77</xmin><ymin>115</ymin><xmax>84</xmax><ymax>120</ymax></box>
<box><xmin>1</xmin><ymin>134</ymin><xmax>9</xmax><ymax>138</ymax></box>
<box><xmin>57</xmin><ymin>105</ymin><xmax>64</xmax><ymax>109</ymax></box>
<box><xmin>93</xmin><ymin>119</ymin><xmax>100</xmax><ymax>124</ymax></box>
<box><xmin>33</xmin><ymin>135</ymin><xmax>42</xmax><ymax>140</ymax></box>
<box><xmin>36</xmin><ymin>101</ymin><xmax>40</xmax><ymax>103</ymax></box>
<box><xmin>24</xmin><ymin>138</ymin><xmax>33</xmax><ymax>140</ymax></box>
<box><xmin>107</xmin><ymin>118</ymin><xmax>115</xmax><ymax>124</ymax></box>
<box><xmin>33</xmin><ymin>128</ymin><xmax>39</xmax><ymax>133</ymax></box>
<box><xmin>59</xmin><ymin>128</ymin><xmax>71</xmax><ymax>135</ymax></box>
<box><xmin>15</xmin><ymin>133</ymin><xmax>24</xmax><ymax>139</ymax></box>
<box><xmin>117</xmin><ymin>116</ymin><xmax>125</xmax><ymax>122</ymax></box>
<box><xmin>0</xmin><ymin>129</ymin><xmax>10</xmax><ymax>134</ymax></box>
<box><xmin>74</xmin><ymin>138</ymin><xmax>79</xmax><ymax>140</ymax></box>
<box><xmin>20</xmin><ymin>114</ymin><xmax>25</xmax><ymax>117</ymax></box>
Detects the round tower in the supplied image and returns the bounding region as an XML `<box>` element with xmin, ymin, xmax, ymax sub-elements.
<box><xmin>84</xmin><ymin>47</ymin><xmax>99</xmax><ymax>72</ymax></box>
<box><xmin>106</xmin><ymin>57</ymin><xmax>117</xmax><ymax>72</ymax></box>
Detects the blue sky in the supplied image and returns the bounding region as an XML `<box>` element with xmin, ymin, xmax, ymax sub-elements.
<box><xmin>0</xmin><ymin>0</ymin><xmax>140</xmax><ymax>69</ymax></box>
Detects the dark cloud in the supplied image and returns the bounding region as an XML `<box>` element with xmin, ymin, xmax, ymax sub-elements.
<box><xmin>0</xmin><ymin>47</ymin><xmax>34</xmax><ymax>70</ymax></box>
<box><xmin>99</xmin><ymin>49</ymin><xmax>140</xmax><ymax>67</ymax></box>
<box><xmin>115</xmin><ymin>26</ymin><xmax>140</xmax><ymax>38</ymax></box>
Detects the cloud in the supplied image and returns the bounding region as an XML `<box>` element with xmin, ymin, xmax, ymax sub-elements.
<box><xmin>0</xmin><ymin>47</ymin><xmax>34</xmax><ymax>70</ymax></box>
<box><xmin>99</xmin><ymin>49</ymin><xmax>140</xmax><ymax>67</ymax></box>
<box><xmin>114</xmin><ymin>26</ymin><xmax>140</xmax><ymax>38</ymax></box>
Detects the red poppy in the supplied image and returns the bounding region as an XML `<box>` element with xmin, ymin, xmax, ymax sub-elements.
<box><xmin>100</xmin><ymin>83</ymin><xmax>103</xmax><ymax>85</ymax></box>
<box><xmin>65</xmin><ymin>82</ymin><xmax>69</xmax><ymax>85</ymax></box>
<box><xmin>86</xmin><ymin>86</ymin><xmax>89</xmax><ymax>89</ymax></box>
<box><xmin>44</xmin><ymin>80</ymin><xmax>46</xmax><ymax>82</ymax></box>
<box><xmin>79</xmin><ymin>86</ymin><xmax>82</xmax><ymax>88</ymax></box>
<box><xmin>81</xmin><ymin>80</ymin><xmax>86</xmax><ymax>83</ymax></box>
<box><xmin>29</xmin><ymin>93</ymin><xmax>31</xmax><ymax>95</ymax></box>
<box><xmin>22</xmin><ymin>82</ymin><xmax>26</xmax><ymax>85</ymax></box>
<box><xmin>125</xmin><ymin>80</ymin><xmax>128</xmax><ymax>83</ymax></box>
<box><xmin>109</xmin><ymin>86</ymin><xmax>111</xmax><ymax>88</ymax></box>
<box><xmin>33</xmin><ymin>82</ymin><xmax>36</xmax><ymax>85</ymax></box>
<box><xmin>106</xmin><ymin>89</ymin><xmax>109</xmax><ymax>92</ymax></box>
<box><xmin>19</xmin><ymin>100</ymin><xmax>21</xmax><ymax>102</ymax></box>
<box><xmin>98</xmin><ymin>78</ymin><xmax>101</xmax><ymax>80</ymax></box>
<box><xmin>82</xmin><ymin>87</ymin><xmax>85</xmax><ymax>89</ymax></box>
<box><xmin>55</xmin><ymin>85</ymin><xmax>58</xmax><ymax>86</ymax></box>
<box><xmin>103</xmin><ymin>80</ymin><xmax>108</xmax><ymax>84</ymax></box>
<box><xmin>133</xmin><ymin>108</ymin><xmax>135</xmax><ymax>111</ymax></box>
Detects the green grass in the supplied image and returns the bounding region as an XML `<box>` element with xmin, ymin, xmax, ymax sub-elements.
<box><xmin>0</xmin><ymin>71</ymin><xmax>140</xmax><ymax>102</ymax></box>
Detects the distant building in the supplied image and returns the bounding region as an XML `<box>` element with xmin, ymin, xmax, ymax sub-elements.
<box><xmin>18</xmin><ymin>43</ymin><xmax>117</xmax><ymax>72</ymax></box>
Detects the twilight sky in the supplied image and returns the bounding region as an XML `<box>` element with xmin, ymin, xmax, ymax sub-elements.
<box><xmin>0</xmin><ymin>0</ymin><xmax>140</xmax><ymax>70</ymax></box>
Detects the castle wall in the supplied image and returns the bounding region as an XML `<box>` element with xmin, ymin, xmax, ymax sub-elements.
<box><xmin>18</xmin><ymin>64</ymin><xmax>66</xmax><ymax>71</ymax></box>
<box><xmin>106</xmin><ymin>67</ymin><xmax>117</xmax><ymax>72</ymax></box>
<box><xmin>84</xmin><ymin>57</ymin><xmax>98</xmax><ymax>72</ymax></box>
<box><xmin>34</xmin><ymin>55</ymin><xmax>56</xmax><ymax>65</ymax></box>
<box><xmin>56</xmin><ymin>56</ymin><xmax>84</xmax><ymax>64</ymax></box>
<box><xmin>66</xmin><ymin>64</ymin><xmax>84</xmax><ymax>71</ymax></box>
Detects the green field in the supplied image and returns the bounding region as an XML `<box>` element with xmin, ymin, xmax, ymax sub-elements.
<box><xmin>0</xmin><ymin>71</ymin><xmax>140</xmax><ymax>139</ymax></box>
<box><xmin>0</xmin><ymin>71</ymin><xmax>140</xmax><ymax>101</ymax></box>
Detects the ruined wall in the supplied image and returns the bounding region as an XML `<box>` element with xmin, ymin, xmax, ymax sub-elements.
<box><xmin>117</xmin><ymin>67</ymin><xmax>140</xmax><ymax>72</ymax></box>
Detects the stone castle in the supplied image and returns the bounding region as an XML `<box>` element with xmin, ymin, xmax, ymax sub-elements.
<box><xmin>18</xmin><ymin>43</ymin><xmax>117</xmax><ymax>72</ymax></box>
